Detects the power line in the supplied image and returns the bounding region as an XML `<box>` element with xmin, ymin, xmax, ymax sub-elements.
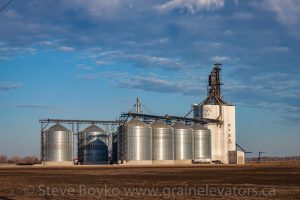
<box><xmin>0</xmin><ymin>0</ymin><xmax>14</xmax><ymax>12</ymax></box>
<box><xmin>141</xmin><ymin>103</ymin><xmax>153</xmax><ymax>115</ymax></box>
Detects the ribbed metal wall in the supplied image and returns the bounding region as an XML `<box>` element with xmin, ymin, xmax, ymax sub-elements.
<box><xmin>78</xmin><ymin>125</ymin><xmax>108</xmax><ymax>164</ymax></box>
<box><xmin>125</xmin><ymin>118</ymin><xmax>152</xmax><ymax>160</ymax></box>
<box><xmin>43</xmin><ymin>124</ymin><xmax>73</xmax><ymax>161</ymax></box>
<box><xmin>192</xmin><ymin>123</ymin><xmax>211</xmax><ymax>162</ymax></box>
<box><xmin>172</xmin><ymin>122</ymin><xmax>193</xmax><ymax>160</ymax></box>
<box><xmin>152</xmin><ymin>121</ymin><xmax>174</xmax><ymax>160</ymax></box>
<box><xmin>116</xmin><ymin>119</ymin><xmax>213</xmax><ymax>164</ymax></box>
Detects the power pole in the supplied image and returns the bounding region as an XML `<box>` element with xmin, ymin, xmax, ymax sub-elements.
<box><xmin>257</xmin><ymin>151</ymin><xmax>265</xmax><ymax>164</ymax></box>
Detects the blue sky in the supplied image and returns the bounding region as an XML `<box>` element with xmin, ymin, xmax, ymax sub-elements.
<box><xmin>0</xmin><ymin>0</ymin><xmax>299</xmax><ymax>157</ymax></box>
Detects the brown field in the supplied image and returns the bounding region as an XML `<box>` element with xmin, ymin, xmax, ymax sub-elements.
<box><xmin>0</xmin><ymin>162</ymin><xmax>299</xmax><ymax>199</ymax></box>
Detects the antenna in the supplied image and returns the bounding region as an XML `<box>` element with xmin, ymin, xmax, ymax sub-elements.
<box><xmin>134</xmin><ymin>97</ymin><xmax>141</xmax><ymax>114</ymax></box>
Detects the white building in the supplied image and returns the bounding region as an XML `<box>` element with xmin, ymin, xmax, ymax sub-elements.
<box><xmin>193</xmin><ymin>64</ymin><xmax>244</xmax><ymax>164</ymax></box>
<box><xmin>194</xmin><ymin>104</ymin><xmax>239</xmax><ymax>164</ymax></box>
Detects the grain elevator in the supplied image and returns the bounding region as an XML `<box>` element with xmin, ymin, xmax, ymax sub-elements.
<box><xmin>193</xmin><ymin>63</ymin><xmax>244</xmax><ymax>164</ymax></box>
<box><xmin>40</xmin><ymin>63</ymin><xmax>245</xmax><ymax>165</ymax></box>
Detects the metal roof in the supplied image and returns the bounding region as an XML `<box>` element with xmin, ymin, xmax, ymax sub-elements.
<box><xmin>191</xmin><ymin>123</ymin><xmax>209</xmax><ymax>131</ymax></box>
<box><xmin>126</xmin><ymin>118</ymin><xmax>150</xmax><ymax>127</ymax></box>
<box><xmin>46</xmin><ymin>124</ymin><xmax>71</xmax><ymax>132</ymax></box>
<box><xmin>171</xmin><ymin>122</ymin><xmax>190</xmax><ymax>129</ymax></box>
<box><xmin>151</xmin><ymin>120</ymin><xmax>171</xmax><ymax>128</ymax></box>
<box><xmin>83</xmin><ymin>124</ymin><xmax>104</xmax><ymax>133</ymax></box>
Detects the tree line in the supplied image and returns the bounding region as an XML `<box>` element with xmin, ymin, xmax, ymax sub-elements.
<box><xmin>246</xmin><ymin>156</ymin><xmax>300</xmax><ymax>162</ymax></box>
<box><xmin>0</xmin><ymin>154</ymin><xmax>39</xmax><ymax>164</ymax></box>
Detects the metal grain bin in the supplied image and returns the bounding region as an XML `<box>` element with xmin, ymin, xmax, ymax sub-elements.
<box><xmin>152</xmin><ymin>121</ymin><xmax>174</xmax><ymax>160</ymax></box>
<box><xmin>125</xmin><ymin>118</ymin><xmax>152</xmax><ymax>161</ymax></box>
<box><xmin>172</xmin><ymin>122</ymin><xmax>193</xmax><ymax>160</ymax></box>
<box><xmin>78</xmin><ymin>125</ymin><xmax>108</xmax><ymax>164</ymax></box>
<box><xmin>43</xmin><ymin>124</ymin><xmax>73</xmax><ymax>162</ymax></box>
<box><xmin>191</xmin><ymin>123</ymin><xmax>211</xmax><ymax>162</ymax></box>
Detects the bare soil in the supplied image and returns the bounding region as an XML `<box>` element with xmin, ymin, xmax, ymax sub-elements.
<box><xmin>0</xmin><ymin>162</ymin><xmax>299</xmax><ymax>199</ymax></box>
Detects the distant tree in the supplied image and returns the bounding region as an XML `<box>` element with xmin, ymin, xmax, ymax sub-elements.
<box><xmin>0</xmin><ymin>155</ymin><xmax>7</xmax><ymax>163</ymax></box>
<box><xmin>22</xmin><ymin>156</ymin><xmax>38</xmax><ymax>163</ymax></box>
<box><xmin>8</xmin><ymin>156</ymin><xmax>22</xmax><ymax>163</ymax></box>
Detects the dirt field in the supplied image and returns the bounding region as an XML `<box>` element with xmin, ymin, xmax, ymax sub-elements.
<box><xmin>0</xmin><ymin>162</ymin><xmax>299</xmax><ymax>199</ymax></box>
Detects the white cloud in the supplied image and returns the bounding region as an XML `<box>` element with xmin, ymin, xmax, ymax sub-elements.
<box><xmin>76</xmin><ymin>65</ymin><xmax>93</xmax><ymax>70</ymax></box>
<box><xmin>124</xmin><ymin>54</ymin><xmax>204</xmax><ymax>70</ymax></box>
<box><xmin>156</xmin><ymin>0</ymin><xmax>225</xmax><ymax>13</ymax></box>
<box><xmin>16</xmin><ymin>104</ymin><xmax>60</xmax><ymax>110</ymax></box>
<box><xmin>264</xmin><ymin>0</ymin><xmax>300</xmax><ymax>27</ymax></box>
<box><xmin>38</xmin><ymin>41</ymin><xmax>55</xmax><ymax>46</ymax></box>
<box><xmin>86</xmin><ymin>48</ymin><xmax>202</xmax><ymax>70</ymax></box>
<box><xmin>37</xmin><ymin>41</ymin><xmax>77</xmax><ymax>53</ymax></box>
<box><xmin>37</xmin><ymin>40</ymin><xmax>61</xmax><ymax>47</ymax></box>
<box><xmin>57</xmin><ymin>46</ymin><xmax>74</xmax><ymax>52</ymax></box>
<box><xmin>65</xmin><ymin>0</ymin><xmax>128</xmax><ymax>19</ymax></box>
<box><xmin>262</xmin><ymin>46</ymin><xmax>290</xmax><ymax>53</ymax></box>
<box><xmin>115</xmin><ymin>74</ymin><xmax>204</xmax><ymax>96</ymax></box>
<box><xmin>247</xmin><ymin>72</ymin><xmax>300</xmax><ymax>100</ymax></box>
<box><xmin>95</xmin><ymin>60</ymin><xmax>109</xmax><ymax>65</ymax></box>
<box><xmin>0</xmin><ymin>46</ymin><xmax>36</xmax><ymax>60</ymax></box>
<box><xmin>122</xmin><ymin>38</ymin><xmax>170</xmax><ymax>47</ymax></box>
<box><xmin>210</xmin><ymin>56</ymin><xmax>231</xmax><ymax>63</ymax></box>
<box><xmin>79</xmin><ymin>71</ymin><xmax>206</xmax><ymax>96</ymax></box>
<box><xmin>232</xmin><ymin>12</ymin><xmax>255</xmax><ymax>20</ymax></box>
<box><xmin>78</xmin><ymin>71</ymin><xmax>128</xmax><ymax>80</ymax></box>
<box><xmin>224</xmin><ymin>29</ymin><xmax>234</xmax><ymax>35</ymax></box>
<box><xmin>0</xmin><ymin>82</ymin><xmax>21</xmax><ymax>91</ymax></box>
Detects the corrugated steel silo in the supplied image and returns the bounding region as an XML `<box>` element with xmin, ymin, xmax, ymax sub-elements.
<box><xmin>172</xmin><ymin>122</ymin><xmax>193</xmax><ymax>160</ymax></box>
<box><xmin>43</xmin><ymin>124</ymin><xmax>73</xmax><ymax>162</ymax></box>
<box><xmin>191</xmin><ymin>123</ymin><xmax>211</xmax><ymax>162</ymax></box>
<box><xmin>124</xmin><ymin>118</ymin><xmax>152</xmax><ymax>161</ymax></box>
<box><xmin>152</xmin><ymin>121</ymin><xmax>174</xmax><ymax>160</ymax></box>
<box><xmin>78</xmin><ymin>124</ymin><xmax>108</xmax><ymax>164</ymax></box>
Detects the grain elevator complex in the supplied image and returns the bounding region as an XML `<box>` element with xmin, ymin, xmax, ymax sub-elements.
<box><xmin>40</xmin><ymin>64</ymin><xmax>245</xmax><ymax>166</ymax></box>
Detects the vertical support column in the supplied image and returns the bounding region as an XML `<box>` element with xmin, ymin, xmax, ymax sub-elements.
<box><xmin>76</xmin><ymin>123</ymin><xmax>80</xmax><ymax>162</ymax></box>
<box><xmin>40</xmin><ymin>122</ymin><xmax>49</xmax><ymax>162</ymax></box>
<box><xmin>40</xmin><ymin>123</ymin><xmax>44</xmax><ymax>162</ymax></box>
<box><xmin>72</xmin><ymin>123</ymin><xmax>74</xmax><ymax>161</ymax></box>
<box><xmin>109</xmin><ymin>124</ymin><xmax>116</xmax><ymax>163</ymax></box>
<box><xmin>117</xmin><ymin>126</ymin><xmax>120</xmax><ymax>164</ymax></box>
<box><xmin>105</xmin><ymin>124</ymin><xmax>111</xmax><ymax>163</ymax></box>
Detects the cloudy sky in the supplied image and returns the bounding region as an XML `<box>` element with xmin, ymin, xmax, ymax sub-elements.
<box><xmin>0</xmin><ymin>0</ymin><xmax>299</xmax><ymax>157</ymax></box>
